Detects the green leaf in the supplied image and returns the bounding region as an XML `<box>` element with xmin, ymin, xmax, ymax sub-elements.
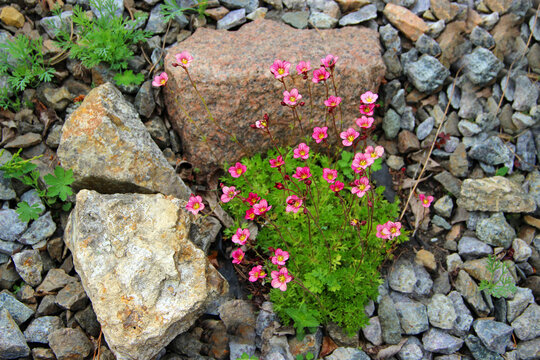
<box><xmin>305</xmin><ymin>353</ymin><xmax>314</xmax><ymax>360</ymax></box>
<box><xmin>44</xmin><ymin>166</ymin><xmax>74</xmax><ymax>201</ymax></box>
<box><xmin>284</xmin><ymin>305</ymin><xmax>320</xmax><ymax>340</ymax></box>
<box><xmin>62</xmin><ymin>202</ymin><xmax>73</xmax><ymax>212</ymax></box>
<box><xmin>371</xmin><ymin>157</ymin><xmax>383</xmax><ymax>172</ymax></box>
<box><xmin>15</xmin><ymin>201</ymin><xmax>41</xmax><ymax>222</ymax></box>
<box><xmin>113</xmin><ymin>70</ymin><xmax>144</xmax><ymax>87</ymax></box>
<box><xmin>495</xmin><ymin>166</ymin><xmax>509</xmax><ymax>177</ymax></box>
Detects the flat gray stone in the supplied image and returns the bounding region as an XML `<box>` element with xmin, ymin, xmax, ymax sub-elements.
<box><xmin>511</xmin><ymin>303</ymin><xmax>540</xmax><ymax>341</ymax></box>
<box><xmin>458</xmin><ymin>236</ymin><xmax>492</xmax><ymax>259</ymax></box>
<box><xmin>18</xmin><ymin>212</ymin><xmax>56</xmax><ymax>246</ymax></box>
<box><xmin>389</xmin><ymin>258</ymin><xmax>416</xmax><ymax>293</ymax></box>
<box><xmin>338</xmin><ymin>4</ymin><xmax>377</xmax><ymax>26</ymax></box>
<box><xmin>0</xmin><ymin>209</ymin><xmax>27</xmax><ymax>242</ymax></box>
<box><xmin>422</xmin><ymin>328</ymin><xmax>463</xmax><ymax>355</ymax></box>
<box><xmin>395</xmin><ymin>299</ymin><xmax>429</xmax><ymax>335</ymax></box>
<box><xmin>476</xmin><ymin>213</ymin><xmax>516</xmax><ymax>249</ymax></box>
<box><xmin>473</xmin><ymin>319</ymin><xmax>513</xmax><ymax>354</ymax></box>
<box><xmin>464</xmin><ymin>47</ymin><xmax>503</xmax><ymax>86</ymax></box>
<box><xmin>428</xmin><ymin>294</ymin><xmax>457</xmax><ymax>330</ymax></box>
<box><xmin>0</xmin><ymin>290</ymin><xmax>34</xmax><ymax>326</ymax></box>
<box><xmin>0</xmin><ymin>308</ymin><xmax>30</xmax><ymax>358</ymax></box>
<box><xmin>12</xmin><ymin>249</ymin><xmax>43</xmax><ymax>287</ymax></box>
<box><xmin>405</xmin><ymin>54</ymin><xmax>450</xmax><ymax>94</ymax></box>
<box><xmin>23</xmin><ymin>316</ymin><xmax>63</xmax><ymax>344</ymax></box>
<box><xmin>507</xmin><ymin>287</ymin><xmax>534</xmax><ymax>323</ymax></box>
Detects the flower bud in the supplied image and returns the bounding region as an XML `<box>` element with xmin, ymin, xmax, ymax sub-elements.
<box><xmin>360</xmin><ymin>220</ymin><xmax>367</xmax><ymax>226</ymax></box>
<box><xmin>305</xmin><ymin>179</ymin><xmax>312</xmax><ymax>186</ymax></box>
<box><xmin>281</xmin><ymin>101</ymin><xmax>286</xmax><ymax>106</ymax></box>
<box><xmin>172</xmin><ymin>63</ymin><xmax>179</xmax><ymax>67</ymax></box>
<box><xmin>368</xmin><ymin>200</ymin><xmax>373</xmax><ymax>207</ymax></box>
<box><xmin>263</xmin><ymin>113</ymin><xmax>269</xmax><ymax>121</ymax></box>
<box><xmin>274</xmin><ymin>182</ymin><xmax>285</xmax><ymax>190</ymax></box>
<box><xmin>303</xmin><ymin>207</ymin><xmax>308</xmax><ymax>214</ymax></box>
<box><xmin>250</xmin><ymin>124</ymin><xmax>256</xmax><ymax>128</ymax></box>
<box><xmin>284</xmin><ymin>175</ymin><xmax>291</xmax><ymax>181</ymax></box>
<box><xmin>299</xmin><ymin>102</ymin><xmax>305</xmax><ymax>106</ymax></box>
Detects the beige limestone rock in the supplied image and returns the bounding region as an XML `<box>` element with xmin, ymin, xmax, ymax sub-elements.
<box><xmin>383</xmin><ymin>3</ymin><xmax>428</xmax><ymax>41</ymax></box>
<box><xmin>0</xmin><ymin>7</ymin><xmax>25</xmax><ymax>28</ymax></box>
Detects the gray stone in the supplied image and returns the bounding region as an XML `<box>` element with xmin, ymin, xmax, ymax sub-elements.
<box><xmin>401</xmin><ymin>49</ymin><xmax>419</xmax><ymax>69</ymax></box>
<box><xmin>217</xmin><ymin>8</ymin><xmax>246</xmax><ymax>29</ymax></box>
<box><xmin>395</xmin><ymin>299</ymin><xmax>429</xmax><ymax>335</ymax></box>
<box><xmin>145</xmin><ymin>117</ymin><xmax>169</xmax><ymax>150</ymax></box>
<box><xmin>475</xmin><ymin>113</ymin><xmax>499</xmax><ymax>132</ymax></box>
<box><xmin>40</xmin><ymin>11</ymin><xmax>73</xmax><ymax>39</ymax></box>
<box><xmin>400</xmin><ymin>107</ymin><xmax>416</xmax><ymax>133</ymax></box>
<box><xmin>308</xmin><ymin>11</ymin><xmax>338</xmax><ymax>28</ymax></box>
<box><xmin>169</xmin><ymin>332</ymin><xmax>203</xmax><ymax>357</ymax></box>
<box><xmin>458</xmin><ymin>236</ymin><xmax>492</xmax><ymax>259</ymax></box>
<box><xmin>432</xmin><ymin>215</ymin><xmax>451</xmax><ymax>230</ymax></box>
<box><xmin>428</xmin><ymin>294</ymin><xmax>457</xmax><ymax>330</ymax></box>
<box><xmin>383</xmin><ymin>49</ymin><xmax>403</xmax><ymax>79</ymax></box>
<box><xmin>398</xmin><ymin>337</ymin><xmax>427</xmax><ymax>360</ymax></box>
<box><xmin>516</xmin><ymin>130</ymin><xmax>537</xmax><ymax>172</ymax></box>
<box><xmin>380</xmin><ymin>24</ymin><xmax>401</xmax><ymax>52</ymax></box>
<box><xmin>476</xmin><ymin>213</ymin><xmax>516</xmax><ymax>249</ymax></box>
<box><xmin>530</xmin><ymin>13</ymin><xmax>540</xmax><ymax>41</ymax></box>
<box><xmin>433</xmin><ymin>272</ymin><xmax>451</xmax><ymax>295</ymax></box>
<box><xmin>0</xmin><ymin>209</ymin><xmax>28</xmax><ymax>242</ymax></box>
<box><xmin>513</xmin><ymin>75</ymin><xmax>539</xmax><ymax>112</ymax></box>
<box><xmin>458</xmin><ymin>88</ymin><xmax>482</xmax><ymax>119</ymax></box>
<box><xmin>18</xmin><ymin>212</ymin><xmax>56</xmax><ymax>246</ymax></box>
<box><xmin>256</xmin><ymin>302</ymin><xmax>278</xmax><ymax>341</ymax></box>
<box><xmin>362</xmin><ymin>316</ymin><xmax>382</xmax><ymax>346</ymax></box>
<box><xmin>422</xmin><ymin>328</ymin><xmax>463</xmax><ymax>355</ymax></box>
<box><xmin>379</xmin><ymin>296</ymin><xmax>402</xmax><ymax>345</ymax></box>
<box><xmin>36</xmin><ymin>295</ymin><xmax>60</xmax><ymax>317</ymax></box>
<box><xmin>465</xmin><ymin>335</ymin><xmax>504</xmax><ymax>360</ymax></box>
<box><xmin>389</xmin><ymin>258</ymin><xmax>416</xmax><ymax>293</ymax></box>
<box><xmin>55</xmin><ymin>281</ymin><xmax>88</xmax><ymax>311</ymax></box>
<box><xmin>48</xmin><ymin>328</ymin><xmax>93</xmax><ymax>360</ymax></box>
<box><xmin>383</xmin><ymin>108</ymin><xmax>401</xmax><ymax>139</ymax></box>
<box><xmin>412</xmin><ymin>262</ymin><xmax>433</xmax><ymax>296</ymax></box>
<box><xmin>416</xmin><ymin>117</ymin><xmax>434</xmax><ymax>140</ymax></box>
<box><xmin>502</xmin><ymin>77</ymin><xmax>516</xmax><ymax>102</ymax></box>
<box><xmin>427</xmin><ymin>19</ymin><xmax>445</xmax><ymax>37</ymax></box>
<box><xmin>0</xmin><ymin>308</ymin><xmax>30</xmax><ymax>358</ymax></box>
<box><xmin>0</xmin><ymin>290</ymin><xmax>34</xmax><ymax>325</ymax></box>
<box><xmin>434</xmin><ymin>171</ymin><xmax>462</xmax><ymax>196</ymax></box>
<box><xmin>74</xmin><ymin>305</ymin><xmax>100</xmax><ymax>338</ymax></box>
<box><xmin>507</xmin><ymin>287</ymin><xmax>534</xmax><ymax>323</ymax></box>
<box><xmin>281</xmin><ymin>11</ymin><xmax>309</xmax><ymax>29</ymax></box>
<box><xmin>447</xmin><ymin>291</ymin><xmax>473</xmax><ymax>336</ymax></box>
<box><xmin>391</xmin><ymin>89</ymin><xmax>406</xmax><ymax>115</ymax></box>
<box><xmin>36</xmin><ymin>269</ymin><xmax>77</xmax><ymax>294</ymax></box>
<box><xmin>326</xmin><ymin>322</ymin><xmax>358</xmax><ymax>347</ymax></box>
<box><xmin>469</xmin><ymin>136</ymin><xmax>512</xmax><ymax>165</ymax></box>
<box><xmin>221</xmin><ymin>0</ymin><xmax>259</xmax><ymax>12</ymax></box>
<box><xmin>0</xmin><ymin>240</ymin><xmax>22</xmax><ymax>257</ymax></box>
<box><xmin>20</xmin><ymin>190</ymin><xmax>45</xmax><ymax>215</ymax></box>
<box><xmin>23</xmin><ymin>316</ymin><xmax>63</xmax><ymax>344</ymax></box>
<box><xmin>517</xmin><ymin>337</ymin><xmax>540</xmax><ymax>360</ymax></box>
<box><xmin>338</xmin><ymin>4</ymin><xmax>377</xmax><ymax>26</ymax></box>
<box><xmin>90</xmin><ymin>0</ymin><xmax>123</xmax><ymax>18</ymax></box>
<box><xmin>454</xmin><ymin>270</ymin><xmax>489</xmax><ymax>316</ymax></box>
<box><xmin>307</xmin><ymin>0</ymin><xmax>340</xmax><ymax>18</ymax></box>
<box><xmin>470</xmin><ymin>26</ymin><xmax>495</xmax><ymax>48</ymax></box>
<box><xmin>405</xmin><ymin>55</ymin><xmax>450</xmax><ymax>94</ymax></box>
<box><xmin>134</xmin><ymin>80</ymin><xmax>155</xmax><ymax>119</ymax></box>
<box><xmin>458</xmin><ymin>120</ymin><xmax>482</xmax><ymax>137</ymax></box>
<box><xmin>283</xmin><ymin>0</ymin><xmax>306</xmax><ymax>10</ymax></box>
<box><xmin>464</xmin><ymin>47</ymin><xmax>503</xmax><ymax>86</ymax></box>
<box><xmin>0</xmin><ymin>165</ymin><xmax>15</xmax><ymax>200</ymax></box>
<box><xmin>324</xmin><ymin>347</ymin><xmax>370</xmax><ymax>360</ymax></box>
<box><xmin>511</xmin><ymin>303</ymin><xmax>540</xmax><ymax>341</ymax></box>
<box><xmin>415</xmin><ymin>34</ymin><xmax>441</xmax><ymax>56</ymax></box>
<box><xmin>473</xmin><ymin>319</ymin><xmax>513</xmax><ymax>354</ymax></box>
<box><xmin>12</xmin><ymin>249</ymin><xmax>43</xmax><ymax>287</ymax></box>
<box><xmin>434</xmin><ymin>195</ymin><xmax>453</xmax><ymax>218</ymax></box>
<box><xmin>513</xmin><ymin>238</ymin><xmax>532</xmax><ymax>262</ymax></box>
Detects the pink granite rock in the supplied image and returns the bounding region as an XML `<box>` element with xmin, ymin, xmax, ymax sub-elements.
<box><xmin>164</xmin><ymin>19</ymin><xmax>385</xmax><ymax>175</ymax></box>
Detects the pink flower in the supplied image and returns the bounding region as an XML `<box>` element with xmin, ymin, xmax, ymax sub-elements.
<box><xmin>324</xmin><ymin>96</ymin><xmax>342</xmax><ymax>109</ymax></box>
<box><xmin>365</xmin><ymin>145</ymin><xmax>384</xmax><ymax>160</ymax></box>
<box><xmin>283</xmin><ymin>88</ymin><xmax>302</xmax><ymax>106</ymax></box>
<box><xmin>321</xmin><ymin>54</ymin><xmax>339</xmax><ymax>69</ymax></box>
<box><xmin>376</xmin><ymin>224</ymin><xmax>390</xmax><ymax>240</ymax></box>
<box><xmin>351</xmin><ymin>177</ymin><xmax>370</xmax><ymax>198</ymax></box>
<box><xmin>292</xmin><ymin>166</ymin><xmax>312</xmax><ymax>182</ymax></box>
<box><xmin>351</xmin><ymin>153</ymin><xmax>374</xmax><ymax>173</ymax></box>
<box><xmin>356</xmin><ymin>116</ymin><xmax>374</xmax><ymax>129</ymax></box>
<box><xmin>270</xmin><ymin>59</ymin><xmax>291</xmax><ymax>79</ymax></box>
<box><xmin>269</xmin><ymin>155</ymin><xmax>285</xmax><ymax>168</ymax></box>
<box><xmin>152</xmin><ymin>72</ymin><xmax>168</xmax><ymax>87</ymax></box>
<box><xmin>231</xmin><ymin>248</ymin><xmax>245</xmax><ymax>264</ymax></box>
<box><xmin>312</xmin><ymin>67</ymin><xmax>330</xmax><ymax>83</ymax></box>
<box><xmin>322</xmin><ymin>168</ymin><xmax>338</xmax><ymax>184</ymax></box>
<box><xmin>221</xmin><ymin>186</ymin><xmax>239</xmax><ymax>203</ymax></box>
<box><xmin>253</xmin><ymin>199</ymin><xmax>272</xmax><ymax>215</ymax></box>
<box><xmin>285</xmin><ymin>195</ymin><xmax>303</xmax><ymax>213</ymax></box>
<box><xmin>245</xmin><ymin>192</ymin><xmax>260</xmax><ymax>206</ymax></box>
<box><xmin>229</xmin><ymin>162</ymin><xmax>247</xmax><ymax>178</ymax></box>
<box><xmin>359</xmin><ymin>103</ymin><xmax>375</xmax><ymax>116</ymax></box>
<box><xmin>174</xmin><ymin>51</ymin><xmax>194</xmax><ymax>68</ymax></box>
<box><xmin>360</xmin><ymin>91</ymin><xmax>378</xmax><ymax>104</ymax></box>
<box><xmin>386</xmin><ymin>221</ymin><xmax>401</xmax><ymax>238</ymax></box>
<box><xmin>248</xmin><ymin>265</ymin><xmax>267</xmax><ymax>282</ymax></box>
<box><xmin>245</xmin><ymin>208</ymin><xmax>256</xmax><ymax>220</ymax></box>
<box><xmin>340</xmin><ymin>128</ymin><xmax>359</xmax><ymax>147</ymax></box>
<box><xmin>330</xmin><ymin>181</ymin><xmax>344</xmax><ymax>193</ymax></box>
<box><xmin>293</xmin><ymin>143</ymin><xmax>310</xmax><ymax>160</ymax></box>
<box><xmin>271</xmin><ymin>248</ymin><xmax>289</xmax><ymax>266</ymax></box>
<box><xmin>271</xmin><ymin>267</ymin><xmax>292</xmax><ymax>291</ymax></box>
<box><xmin>419</xmin><ymin>194</ymin><xmax>434</xmax><ymax>208</ymax></box>
<box><xmin>186</xmin><ymin>195</ymin><xmax>204</xmax><ymax>215</ymax></box>
<box><xmin>232</xmin><ymin>228</ymin><xmax>250</xmax><ymax>245</ymax></box>
<box><xmin>312</xmin><ymin>126</ymin><xmax>328</xmax><ymax>143</ymax></box>
<box><xmin>255</xmin><ymin>119</ymin><xmax>268</xmax><ymax>129</ymax></box>
<box><xmin>296</xmin><ymin>61</ymin><xmax>311</xmax><ymax>75</ymax></box>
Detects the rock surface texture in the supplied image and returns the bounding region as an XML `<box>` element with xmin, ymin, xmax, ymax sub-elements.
<box><xmin>63</xmin><ymin>190</ymin><xmax>228</xmax><ymax>360</ymax></box>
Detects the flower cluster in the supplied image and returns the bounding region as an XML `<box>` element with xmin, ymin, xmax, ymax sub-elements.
<box><xmin>376</xmin><ymin>221</ymin><xmax>402</xmax><ymax>240</ymax></box>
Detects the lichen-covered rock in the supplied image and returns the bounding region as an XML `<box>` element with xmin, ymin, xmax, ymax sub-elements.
<box><xmin>64</xmin><ymin>190</ymin><xmax>228</xmax><ymax>360</ymax></box>
<box><xmin>57</xmin><ymin>83</ymin><xmax>190</xmax><ymax>200</ymax></box>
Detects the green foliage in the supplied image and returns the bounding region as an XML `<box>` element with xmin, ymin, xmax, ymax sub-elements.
<box><xmin>50</xmin><ymin>0</ymin><xmax>152</xmax><ymax>71</ymax></box>
<box><xmin>0</xmin><ymin>149</ymin><xmax>74</xmax><ymax>222</ymax></box>
<box><xmin>222</xmin><ymin>147</ymin><xmax>407</xmax><ymax>334</ymax></box>
<box><xmin>0</xmin><ymin>34</ymin><xmax>55</xmax><ymax>109</ymax></box>
<box><xmin>495</xmin><ymin>166</ymin><xmax>509</xmax><ymax>177</ymax></box>
<box><xmin>296</xmin><ymin>353</ymin><xmax>314</xmax><ymax>360</ymax></box>
<box><xmin>113</xmin><ymin>70</ymin><xmax>145</xmax><ymax>87</ymax></box>
<box><xmin>479</xmin><ymin>255</ymin><xmax>517</xmax><ymax>298</ymax></box>
<box><xmin>161</xmin><ymin>0</ymin><xmax>208</xmax><ymax>22</ymax></box>
<box><xmin>236</xmin><ymin>354</ymin><xmax>258</xmax><ymax>360</ymax></box>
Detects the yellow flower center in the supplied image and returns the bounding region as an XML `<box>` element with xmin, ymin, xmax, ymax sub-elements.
<box><xmin>423</xmin><ymin>199</ymin><xmax>429</xmax><ymax>204</ymax></box>
<box><xmin>300</xmin><ymin>150</ymin><xmax>305</xmax><ymax>155</ymax></box>
<box><xmin>193</xmin><ymin>203</ymin><xmax>200</xmax><ymax>209</ymax></box>
<box><xmin>240</xmin><ymin>235</ymin><xmax>246</xmax><ymax>241</ymax></box>
<box><xmin>328</xmin><ymin>174</ymin><xmax>334</xmax><ymax>179</ymax></box>
<box><xmin>366</xmin><ymin>96</ymin><xmax>372</xmax><ymax>102</ymax></box>
<box><xmin>359</xmin><ymin>184</ymin><xmax>365</xmax><ymax>190</ymax></box>
<box><xmin>277</xmin><ymin>255</ymin><xmax>283</xmax><ymax>261</ymax></box>
<box><xmin>160</xmin><ymin>79</ymin><xmax>166</xmax><ymax>85</ymax></box>
<box><xmin>371</xmin><ymin>153</ymin><xmax>377</xmax><ymax>158</ymax></box>
<box><xmin>278</xmin><ymin>68</ymin><xmax>284</xmax><ymax>74</ymax></box>
<box><xmin>319</xmin><ymin>133</ymin><xmax>325</xmax><ymax>139</ymax></box>
<box><xmin>347</xmin><ymin>135</ymin><xmax>354</xmax><ymax>142</ymax></box>
<box><xmin>319</xmin><ymin>74</ymin><xmax>325</xmax><ymax>79</ymax></box>
<box><xmin>182</xmin><ymin>59</ymin><xmax>188</xmax><ymax>64</ymax></box>
<box><xmin>360</xmin><ymin>160</ymin><xmax>366</xmax><ymax>166</ymax></box>
<box><xmin>237</xmin><ymin>169</ymin><xmax>243</xmax><ymax>175</ymax></box>
<box><xmin>279</xmin><ymin>275</ymin><xmax>286</xmax><ymax>282</ymax></box>
<box><xmin>290</xmin><ymin>96</ymin><xmax>296</xmax><ymax>102</ymax></box>
<box><xmin>391</xmin><ymin>228</ymin><xmax>396</xmax><ymax>233</ymax></box>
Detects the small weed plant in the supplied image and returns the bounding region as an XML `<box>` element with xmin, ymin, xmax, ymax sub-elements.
<box><xmin>0</xmin><ymin>149</ymin><xmax>74</xmax><ymax>222</ymax></box>
<box><xmin>50</xmin><ymin>0</ymin><xmax>152</xmax><ymax>71</ymax></box>
<box><xmin>478</xmin><ymin>254</ymin><xmax>517</xmax><ymax>298</ymax></box>
<box><xmin>154</xmin><ymin>54</ymin><xmax>413</xmax><ymax>335</ymax></box>
<box><xmin>161</xmin><ymin>0</ymin><xmax>208</xmax><ymax>22</ymax></box>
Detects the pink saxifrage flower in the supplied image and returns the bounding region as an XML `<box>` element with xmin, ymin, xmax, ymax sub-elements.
<box><xmin>330</xmin><ymin>181</ymin><xmax>344</xmax><ymax>193</ymax></box>
<box><xmin>386</xmin><ymin>221</ymin><xmax>401</xmax><ymax>238</ymax></box>
<box><xmin>221</xmin><ymin>186</ymin><xmax>239</xmax><ymax>203</ymax></box>
<box><xmin>356</xmin><ymin>116</ymin><xmax>374</xmax><ymax>129</ymax></box>
<box><xmin>340</xmin><ymin>128</ymin><xmax>359</xmax><ymax>147</ymax></box>
<box><xmin>296</xmin><ymin>61</ymin><xmax>312</xmax><ymax>75</ymax></box>
<box><xmin>365</xmin><ymin>145</ymin><xmax>384</xmax><ymax>160</ymax></box>
<box><xmin>322</xmin><ymin>168</ymin><xmax>338</xmax><ymax>184</ymax></box>
<box><xmin>351</xmin><ymin>177</ymin><xmax>371</xmax><ymax>198</ymax></box>
<box><xmin>255</xmin><ymin>119</ymin><xmax>267</xmax><ymax>129</ymax></box>
<box><xmin>253</xmin><ymin>199</ymin><xmax>272</xmax><ymax>215</ymax></box>
<box><xmin>271</xmin><ymin>267</ymin><xmax>292</xmax><ymax>291</ymax></box>
<box><xmin>321</xmin><ymin>54</ymin><xmax>338</xmax><ymax>69</ymax></box>
<box><xmin>419</xmin><ymin>194</ymin><xmax>434</xmax><ymax>208</ymax></box>
<box><xmin>324</xmin><ymin>96</ymin><xmax>342</xmax><ymax>109</ymax></box>
<box><xmin>186</xmin><ymin>195</ymin><xmax>204</xmax><ymax>215</ymax></box>
<box><xmin>359</xmin><ymin>103</ymin><xmax>375</xmax><ymax>116</ymax></box>
<box><xmin>152</xmin><ymin>72</ymin><xmax>168</xmax><ymax>87</ymax></box>
<box><xmin>360</xmin><ymin>91</ymin><xmax>378</xmax><ymax>104</ymax></box>
<box><xmin>229</xmin><ymin>162</ymin><xmax>247</xmax><ymax>178</ymax></box>
<box><xmin>232</xmin><ymin>228</ymin><xmax>250</xmax><ymax>245</ymax></box>
<box><xmin>249</xmin><ymin>265</ymin><xmax>267</xmax><ymax>282</ymax></box>
<box><xmin>352</xmin><ymin>153</ymin><xmax>374</xmax><ymax>173</ymax></box>
<box><xmin>285</xmin><ymin>195</ymin><xmax>303</xmax><ymax>213</ymax></box>
<box><xmin>293</xmin><ymin>143</ymin><xmax>310</xmax><ymax>160</ymax></box>
<box><xmin>376</xmin><ymin>224</ymin><xmax>390</xmax><ymax>240</ymax></box>
<box><xmin>231</xmin><ymin>248</ymin><xmax>245</xmax><ymax>264</ymax></box>
<box><xmin>271</xmin><ymin>248</ymin><xmax>289</xmax><ymax>266</ymax></box>
<box><xmin>312</xmin><ymin>126</ymin><xmax>328</xmax><ymax>143</ymax></box>
<box><xmin>269</xmin><ymin>155</ymin><xmax>285</xmax><ymax>168</ymax></box>
<box><xmin>245</xmin><ymin>192</ymin><xmax>260</xmax><ymax>206</ymax></box>
<box><xmin>270</xmin><ymin>59</ymin><xmax>291</xmax><ymax>79</ymax></box>
<box><xmin>312</xmin><ymin>67</ymin><xmax>330</xmax><ymax>83</ymax></box>
<box><xmin>292</xmin><ymin>166</ymin><xmax>312</xmax><ymax>182</ymax></box>
<box><xmin>245</xmin><ymin>208</ymin><xmax>256</xmax><ymax>220</ymax></box>
<box><xmin>283</xmin><ymin>88</ymin><xmax>302</xmax><ymax>106</ymax></box>
<box><xmin>174</xmin><ymin>51</ymin><xmax>194</xmax><ymax>68</ymax></box>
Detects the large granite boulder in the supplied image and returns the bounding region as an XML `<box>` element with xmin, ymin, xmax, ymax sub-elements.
<box><xmin>163</xmin><ymin>19</ymin><xmax>385</xmax><ymax>175</ymax></box>
<box><xmin>58</xmin><ymin>83</ymin><xmax>190</xmax><ymax>200</ymax></box>
<box><xmin>64</xmin><ymin>190</ymin><xmax>228</xmax><ymax>360</ymax></box>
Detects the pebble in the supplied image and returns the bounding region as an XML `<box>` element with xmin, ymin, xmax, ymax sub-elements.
<box><xmin>427</xmin><ymin>293</ymin><xmax>457</xmax><ymax>330</ymax></box>
<box><xmin>464</xmin><ymin>334</ymin><xmax>504</xmax><ymax>360</ymax></box>
<box><xmin>394</xmin><ymin>298</ymin><xmax>429</xmax><ymax>335</ymax></box>
<box><xmin>433</xmin><ymin>195</ymin><xmax>453</xmax><ymax>218</ymax></box>
<box><xmin>415</xmin><ymin>249</ymin><xmax>436</xmax><ymax>271</ymax></box>
<box><xmin>308</xmin><ymin>11</ymin><xmax>338</xmax><ymax>28</ymax></box>
<box><xmin>281</xmin><ymin>11</ymin><xmax>309</xmax><ymax>29</ymax></box>
<box><xmin>516</xmin><ymin>130</ymin><xmax>537</xmax><ymax>172</ymax></box>
<box><xmin>389</xmin><ymin>258</ymin><xmax>416</xmax><ymax>293</ymax></box>
<box><xmin>517</xmin><ymin>337</ymin><xmax>540</xmax><ymax>360</ymax></box>
<box><xmin>454</xmin><ymin>270</ymin><xmax>489</xmax><ymax>316</ymax></box>
<box><xmin>217</xmin><ymin>9</ymin><xmax>246</xmax><ymax>30</ymax></box>
<box><xmin>447</xmin><ymin>291</ymin><xmax>474</xmax><ymax>336</ymax></box>
<box><xmin>422</xmin><ymin>328</ymin><xmax>463</xmax><ymax>354</ymax></box>
<box><xmin>48</xmin><ymin>328</ymin><xmax>93</xmax><ymax>360</ymax></box>
<box><xmin>400</xmin><ymin>107</ymin><xmax>416</xmax><ymax>131</ymax></box>
<box><xmin>12</xmin><ymin>249</ymin><xmax>43</xmax><ymax>287</ymax></box>
<box><xmin>464</xmin><ymin>47</ymin><xmax>503</xmax><ymax>86</ymax></box>
<box><xmin>458</xmin><ymin>120</ymin><xmax>482</xmax><ymax>137</ymax></box>
<box><xmin>0</xmin><ymin>290</ymin><xmax>35</xmax><ymax>325</ymax></box>
<box><xmin>413</xmin><ymin>262</ymin><xmax>433</xmax><ymax>296</ymax></box>
<box><xmin>362</xmin><ymin>317</ymin><xmax>382</xmax><ymax>346</ymax></box>
<box><xmin>0</xmin><ymin>308</ymin><xmax>30</xmax><ymax>358</ymax></box>
<box><xmin>221</xmin><ymin>0</ymin><xmax>259</xmax><ymax>13</ymax></box>
<box><xmin>324</xmin><ymin>347</ymin><xmax>370</xmax><ymax>360</ymax></box>
<box><xmin>512</xmin><ymin>238</ymin><xmax>532</xmax><ymax>262</ymax></box>
<box><xmin>383</xmin><ymin>49</ymin><xmax>403</xmax><ymax>80</ymax></box>
<box><xmin>398</xmin><ymin>130</ymin><xmax>420</xmax><ymax>153</ymax></box>
<box><xmin>469</xmin><ymin>135</ymin><xmax>512</xmax><ymax>165</ymax></box>
<box><xmin>507</xmin><ymin>287</ymin><xmax>534</xmax><ymax>323</ymax></box>
<box><xmin>338</xmin><ymin>4</ymin><xmax>376</xmax><ymax>26</ymax></box>
<box><xmin>23</xmin><ymin>316</ymin><xmax>63</xmax><ymax>344</ymax></box>
<box><xmin>398</xmin><ymin>336</ymin><xmax>427</xmax><ymax>360</ymax></box>
<box><xmin>427</xmin><ymin>19</ymin><xmax>445</xmax><ymax>37</ymax></box>
<box><xmin>391</xmin><ymin>89</ymin><xmax>406</xmax><ymax>115</ymax></box>
<box><xmin>405</xmin><ymin>54</ymin><xmax>450</xmax><ymax>94</ymax></box>
<box><xmin>0</xmin><ymin>208</ymin><xmax>29</xmax><ymax>242</ymax></box>
<box><xmin>432</xmin><ymin>215</ymin><xmax>451</xmax><ymax>230</ymax></box>
<box><xmin>415</xmin><ymin>34</ymin><xmax>441</xmax><ymax>56</ymax></box>
<box><xmin>416</xmin><ymin>117</ymin><xmax>434</xmax><ymax>140</ymax></box>
<box><xmin>380</xmin><ymin>24</ymin><xmax>401</xmax><ymax>52</ymax></box>
<box><xmin>383</xmin><ymin>108</ymin><xmax>401</xmax><ymax>139</ymax></box>
<box><xmin>458</xmin><ymin>236</ymin><xmax>492</xmax><ymax>259</ymax></box>
<box><xmin>511</xmin><ymin>303</ymin><xmax>540</xmax><ymax>341</ymax></box>
<box><xmin>470</xmin><ymin>26</ymin><xmax>495</xmax><ymax>48</ymax></box>
<box><xmin>378</xmin><ymin>296</ymin><xmax>402</xmax><ymax>345</ymax></box>
<box><xmin>473</xmin><ymin>319</ymin><xmax>513</xmax><ymax>354</ymax></box>
<box><xmin>476</xmin><ymin>212</ymin><xmax>516</xmax><ymax>249</ymax></box>
<box><xmin>18</xmin><ymin>212</ymin><xmax>56</xmax><ymax>246</ymax></box>
<box><xmin>55</xmin><ymin>281</ymin><xmax>88</xmax><ymax>311</ymax></box>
